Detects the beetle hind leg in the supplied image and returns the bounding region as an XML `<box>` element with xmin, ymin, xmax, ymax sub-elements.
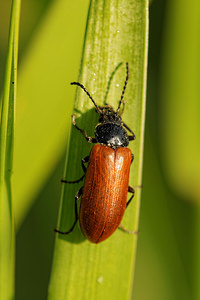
<box><xmin>119</xmin><ymin>225</ymin><xmax>139</xmax><ymax>235</ymax></box>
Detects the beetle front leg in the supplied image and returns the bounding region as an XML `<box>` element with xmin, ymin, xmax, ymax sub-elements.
<box><xmin>122</xmin><ymin>122</ymin><xmax>136</xmax><ymax>141</ymax></box>
<box><xmin>72</xmin><ymin>115</ymin><xmax>97</xmax><ymax>143</ymax></box>
<box><xmin>54</xmin><ymin>186</ymin><xmax>83</xmax><ymax>235</ymax></box>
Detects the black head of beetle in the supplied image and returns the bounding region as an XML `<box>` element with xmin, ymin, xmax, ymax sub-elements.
<box><xmin>95</xmin><ymin>106</ymin><xmax>129</xmax><ymax>149</ymax></box>
<box><xmin>98</xmin><ymin>105</ymin><xmax>122</xmax><ymax>125</ymax></box>
<box><xmin>70</xmin><ymin>62</ymin><xmax>135</xmax><ymax>150</ymax></box>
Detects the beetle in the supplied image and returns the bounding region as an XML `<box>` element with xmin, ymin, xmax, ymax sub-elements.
<box><xmin>55</xmin><ymin>62</ymin><xmax>136</xmax><ymax>243</ymax></box>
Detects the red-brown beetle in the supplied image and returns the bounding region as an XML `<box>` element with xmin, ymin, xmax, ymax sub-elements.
<box><xmin>55</xmin><ymin>62</ymin><xmax>136</xmax><ymax>243</ymax></box>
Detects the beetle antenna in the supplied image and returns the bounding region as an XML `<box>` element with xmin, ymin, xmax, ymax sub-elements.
<box><xmin>116</xmin><ymin>62</ymin><xmax>129</xmax><ymax>113</ymax></box>
<box><xmin>103</xmin><ymin>62</ymin><xmax>123</xmax><ymax>105</ymax></box>
<box><xmin>71</xmin><ymin>82</ymin><xmax>102</xmax><ymax>114</ymax></box>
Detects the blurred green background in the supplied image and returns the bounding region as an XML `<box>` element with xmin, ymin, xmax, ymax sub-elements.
<box><xmin>0</xmin><ymin>0</ymin><xmax>199</xmax><ymax>299</ymax></box>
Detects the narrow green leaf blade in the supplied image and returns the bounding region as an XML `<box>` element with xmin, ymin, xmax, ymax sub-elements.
<box><xmin>49</xmin><ymin>0</ymin><xmax>148</xmax><ymax>299</ymax></box>
<box><xmin>13</xmin><ymin>0</ymin><xmax>89</xmax><ymax>229</ymax></box>
<box><xmin>0</xmin><ymin>0</ymin><xmax>21</xmax><ymax>299</ymax></box>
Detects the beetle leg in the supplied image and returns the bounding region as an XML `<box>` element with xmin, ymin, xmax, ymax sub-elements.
<box><xmin>126</xmin><ymin>185</ymin><xmax>142</xmax><ymax>207</ymax></box>
<box><xmin>119</xmin><ymin>224</ymin><xmax>139</xmax><ymax>235</ymax></box>
<box><xmin>118</xmin><ymin>186</ymin><xmax>138</xmax><ymax>234</ymax></box>
<box><xmin>61</xmin><ymin>174</ymin><xmax>85</xmax><ymax>184</ymax></box>
<box><xmin>81</xmin><ymin>156</ymin><xmax>89</xmax><ymax>172</ymax></box>
<box><xmin>133</xmin><ymin>184</ymin><xmax>143</xmax><ymax>189</ymax></box>
<box><xmin>123</xmin><ymin>122</ymin><xmax>136</xmax><ymax>141</ymax></box>
<box><xmin>131</xmin><ymin>153</ymin><xmax>134</xmax><ymax>164</ymax></box>
<box><xmin>72</xmin><ymin>115</ymin><xmax>97</xmax><ymax>143</ymax></box>
<box><xmin>126</xmin><ymin>186</ymin><xmax>135</xmax><ymax>207</ymax></box>
<box><xmin>61</xmin><ymin>156</ymin><xmax>89</xmax><ymax>184</ymax></box>
<box><xmin>54</xmin><ymin>186</ymin><xmax>83</xmax><ymax>235</ymax></box>
<box><xmin>128</xmin><ymin>135</ymin><xmax>136</xmax><ymax>141</ymax></box>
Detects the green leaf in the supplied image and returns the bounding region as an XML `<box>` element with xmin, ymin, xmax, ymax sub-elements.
<box><xmin>13</xmin><ymin>0</ymin><xmax>89</xmax><ymax>230</ymax></box>
<box><xmin>160</xmin><ymin>2</ymin><xmax>200</xmax><ymax>298</ymax></box>
<box><xmin>48</xmin><ymin>0</ymin><xmax>148</xmax><ymax>299</ymax></box>
<box><xmin>160</xmin><ymin>0</ymin><xmax>200</xmax><ymax>203</ymax></box>
<box><xmin>0</xmin><ymin>0</ymin><xmax>21</xmax><ymax>299</ymax></box>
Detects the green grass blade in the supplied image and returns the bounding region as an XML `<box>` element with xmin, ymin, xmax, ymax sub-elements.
<box><xmin>48</xmin><ymin>0</ymin><xmax>148</xmax><ymax>299</ymax></box>
<box><xmin>0</xmin><ymin>0</ymin><xmax>21</xmax><ymax>299</ymax></box>
<box><xmin>13</xmin><ymin>0</ymin><xmax>89</xmax><ymax>230</ymax></box>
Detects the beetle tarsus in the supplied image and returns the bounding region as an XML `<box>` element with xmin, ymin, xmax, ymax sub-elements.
<box><xmin>119</xmin><ymin>224</ymin><xmax>139</xmax><ymax>235</ymax></box>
